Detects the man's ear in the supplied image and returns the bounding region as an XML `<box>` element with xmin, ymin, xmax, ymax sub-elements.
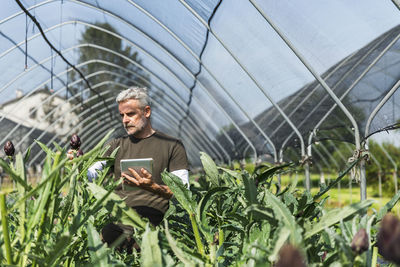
<box><xmin>144</xmin><ymin>105</ymin><xmax>151</xmax><ymax>118</ymax></box>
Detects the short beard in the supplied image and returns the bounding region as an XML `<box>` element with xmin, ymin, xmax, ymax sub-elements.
<box><xmin>124</xmin><ymin>119</ymin><xmax>146</xmax><ymax>136</ymax></box>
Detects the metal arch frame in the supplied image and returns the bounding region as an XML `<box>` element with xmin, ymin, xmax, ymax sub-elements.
<box><xmin>53</xmin><ymin>2</ymin><xmax>258</xmax><ymax>160</ymax></box>
<box><xmin>87</xmin><ymin>0</ymin><xmax>264</xmax><ymax>160</ymax></box>
<box><xmin>365</xmin><ymin>79</ymin><xmax>400</xmax><ymax>138</ymax></box>
<box><xmin>266</xmin><ymin>25</ymin><xmax>395</xmax><ymax>142</ymax></box>
<box><xmin>2</xmin><ymin>39</ymin><xmax>236</xmax><ymax>157</ymax></box>
<box><xmin>31</xmin><ymin>18</ymin><xmax>248</xmax><ymax>160</ymax></box>
<box><xmin>13</xmin><ymin>62</ymin><xmax>223</xmax><ymax>163</ymax></box>
<box><xmin>305</xmin><ymin>32</ymin><xmax>400</xmax><ymax>200</ymax></box>
<box><xmin>0</xmin><ymin>20</ymin><xmax>199</xmax><ymax>122</ymax></box>
<box><xmin>77</xmin><ymin>0</ymin><xmax>267</xmax><ymax>160</ymax></box>
<box><xmin>0</xmin><ymin>35</ymin><xmax>233</xmax><ymax>163</ymax></box>
<box><xmin>63</xmin><ymin>1</ymin><xmax>257</xmax><ymax>159</ymax></box>
<box><xmin>11</xmin><ymin>70</ymin><xmax>228</xmax><ymax>165</ymax></box>
<box><xmin>178</xmin><ymin>0</ymin><xmax>304</xmax><ymax>164</ymax></box>
<box><xmin>5</xmin><ymin>1</ymin><xmax>261</xmax><ymax>163</ymax></box>
<box><xmin>306</xmin><ymin>30</ymin><xmax>400</xmax><ymax>146</ymax></box>
<box><xmin>272</xmin><ymin>27</ymin><xmax>394</xmax><ymax>188</ymax></box>
<box><xmin>249</xmin><ymin>1</ymin><xmax>375</xmax><ymax>199</ymax></box>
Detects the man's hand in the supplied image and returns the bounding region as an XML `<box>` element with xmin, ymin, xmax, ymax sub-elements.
<box><xmin>122</xmin><ymin>168</ymin><xmax>173</xmax><ymax>199</ymax></box>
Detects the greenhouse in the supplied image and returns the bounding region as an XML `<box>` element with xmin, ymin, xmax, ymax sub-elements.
<box><xmin>0</xmin><ymin>0</ymin><xmax>400</xmax><ymax>266</ymax></box>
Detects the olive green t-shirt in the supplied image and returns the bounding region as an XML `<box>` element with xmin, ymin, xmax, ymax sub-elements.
<box><xmin>106</xmin><ymin>131</ymin><xmax>189</xmax><ymax>213</ymax></box>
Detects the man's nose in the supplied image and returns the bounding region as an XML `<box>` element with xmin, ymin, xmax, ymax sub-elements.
<box><xmin>122</xmin><ymin>114</ymin><xmax>129</xmax><ymax>123</ymax></box>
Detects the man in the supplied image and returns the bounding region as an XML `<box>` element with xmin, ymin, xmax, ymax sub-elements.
<box><xmin>88</xmin><ymin>86</ymin><xmax>189</xmax><ymax>249</ymax></box>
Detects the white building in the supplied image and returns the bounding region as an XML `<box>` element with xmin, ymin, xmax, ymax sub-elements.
<box><xmin>0</xmin><ymin>89</ymin><xmax>80</xmax><ymax>137</ymax></box>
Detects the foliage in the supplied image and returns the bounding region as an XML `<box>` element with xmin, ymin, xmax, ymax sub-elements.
<box><xmin>67</xmin><ymin>22</ymin><xmax>153</xmax><ymax>128</ymax></box>
<box><xmin>1</xmin><ymin>133</ymin><xmax>400</xmax><ymax>266</ymax></box>
<box><xmin>0</xmin><ymin>131</ymin><xmax>147</xmax><ymax>266</ymax></box>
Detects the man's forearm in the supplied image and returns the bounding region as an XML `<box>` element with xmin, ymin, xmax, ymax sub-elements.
<box><xmin>146</xmin><ymin>183</ymin><xmax>173</xmax><ymax>199</ymax></box>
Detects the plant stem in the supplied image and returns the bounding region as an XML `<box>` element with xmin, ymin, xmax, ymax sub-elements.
<box><xmin>217</xmin><ymin>217</ymin><xmax>224</xmax><ymax>247</ymax></box>
<box><xmin>0</xmin><ymin>193</ymin><xmax>12</xmax><ymax>265</ymax></box>
<box><xmin>190</xmin><ymin>213</ymin><xmax>205</xmax><ymax>256</ymax></box>
<box><xmin>370</xmin><ymin>246</ymin><xmax>378</xmax><ymax>267</ymax></box>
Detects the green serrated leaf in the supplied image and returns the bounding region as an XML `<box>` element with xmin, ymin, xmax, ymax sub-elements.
<box><xmin>242</xmin><ymin>173</ymin><xmax>257</xmax><ymax>205</ymax></box>
<box><xmin>86</xmin><ymin>222</ymin><xmax>109</xmax><ymax>267</ymax></box>
<box><xmin>87</xmin><ymin>182</ymin><xmax>147</xmax><ymax>230</ymax></box>
<box><xmin>200</xmin><ymin>152</ymin><xmax>219</xmax><ymax>186</ymax></box>
<box><xmin>268</xmin><ymin>226</ymin><xmax>290</xmax><ymax>262</ymax></box>
<box><xmin>376</xmin><ymin>189</ymin><xmax>400</xmax><ymax>222</ymax></box>
<box><xmin>162</xmin><ymin>171</ymin><xmax>196</xmax><ymax>214</ymax></box>
<box><xmin>141</xmin><ymin>224</ymin><xmax>162</xmax><ymax>267</ymax></box>
<box><xmin>264</xmin><ymin>190</ymin><xmax>302</xmax><ymax>245</ymax></box>
<box><xmin>164</xmin><ymin>221</ymin><xmax>196</xmax><ymax>267</ymax></box>
<box><xmin>304</xmin><ymin>200</ymin><xmax>374</xmax><ymax>239</ymax></box>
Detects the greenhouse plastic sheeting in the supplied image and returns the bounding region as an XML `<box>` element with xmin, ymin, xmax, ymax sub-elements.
<box><xmin>0</xmin><ymin>0</ymin><xmax>399</xmax><ymax>169</ymax></box>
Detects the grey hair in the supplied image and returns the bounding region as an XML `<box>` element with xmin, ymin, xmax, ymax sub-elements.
<box><xmin>116</xmin><ymin>86</ymin><xmax>150</xmax><ymax>108</ymax></box>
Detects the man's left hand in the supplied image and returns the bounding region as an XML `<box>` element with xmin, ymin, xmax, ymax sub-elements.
<box><xmin>122</xmin><ymin>168</ymin><xmax>153</xmax><ymax>188</ymax></box>
<box><xmin>121</xmin><ymin>168</ymin><xmax>173</xmax><ymax>199</ymax></box>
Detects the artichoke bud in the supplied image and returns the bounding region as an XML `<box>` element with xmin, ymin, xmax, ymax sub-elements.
<box><xmin>76</xmin><ymin>149</ymin><xmax>84</xmax><ymax>157</ymax></box>
<box><xmin>70</xmin><ymin>134</ymin><xmax>81</xmax><ymax>150</ymax></box>
<box><xmin>351</xmin><ymin>228</ymin><xmax>369</xmax><ymax>254</ymax></box>
<box><xmin>4</xmin><ymin>141</ymin><xmax>15</xmax><ymax>157</ymax></box>
<box><xmin>276</xmin><ymin>244</ymin><xmax>306</xmax><ymax>267</ymax></box>
<box><xmin>378</xmin><ymin>213</ymin><xmax>400</xmax><ymax>264</ymax></box>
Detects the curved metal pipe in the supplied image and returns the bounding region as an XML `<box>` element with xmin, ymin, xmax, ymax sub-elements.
<box><xmin>365</xmin><ymin>79</ymin><xmax>400</xmax><ymax>138</ymax></box>
<box><xmin>5</xmin><ymin>0</ymin><xmax>260</xmax><ymax>164</ymax></box>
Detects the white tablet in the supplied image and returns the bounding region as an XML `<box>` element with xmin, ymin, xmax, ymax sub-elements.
<box><xmin>120</xmin><ymin>158</ymin><xmax>153</xmax><ymax>175</ymax></box>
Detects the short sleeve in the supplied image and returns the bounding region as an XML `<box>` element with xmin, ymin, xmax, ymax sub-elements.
<box><xmin>104</xmin><ymin>139</ymin><xmax>119</xmax><ymax>157</ymax></box>
<box><xmin>168</xmin><ymin>140</ymin><xmax>189</xmax><ymax>172</ymax></box>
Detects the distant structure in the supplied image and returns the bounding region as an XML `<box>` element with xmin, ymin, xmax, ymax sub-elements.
<box><xmin>0</xmin><ymin>88</ymin><xmax>80</xmax><ymax>137</ymax></box>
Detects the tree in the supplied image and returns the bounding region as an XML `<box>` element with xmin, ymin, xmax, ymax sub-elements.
<box><xmin>68</xmin><ymin>22</ymin><xmax>151</xmax><ymax>122</ymax></box>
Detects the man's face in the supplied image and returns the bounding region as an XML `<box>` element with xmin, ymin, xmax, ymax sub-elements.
<box><xmin>118</xmin><ymin>99</ymin><xmax>150</xmax><ymax>137</ymax></box>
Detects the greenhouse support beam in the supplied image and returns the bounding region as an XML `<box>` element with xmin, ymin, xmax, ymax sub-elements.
<box><xmin>267</xmin><ymin>26</ymin><xmax>393</xmax><ymax>141</ymax></box>
<box><xmin>66</xmin><ymin>3</ymin><xmax>258</xmax><ymax>161</ymax></box>
<box><xmin>0</xmin><ymin>18</ymin><xmax>236</xmax><ymax>162</ymax></box>
<box><xmin>365</xmin><ymin>79</ymin><xmax>400</xmax><ymax>139</ymax></box>
<box><xmin>180</xmin><ymin>0</ymin><xmax>302</xmax><ymax>163</ymax></box>
<box><xmin>65</xmin><ymin>80</ymin><xmax>227</xmax><ymax>163</ymax></box>
<box><xmin>16</xmin><ymin>1</ymin><xmax>261</xmax><ymax>163</ymax></box>
<box><xmin>250</xmin><ymin>0</ymin><xmax>369</xmax><ymax>198</ymax></box>
<box><xmin>11</xmin><ymin>44</ymin><xmax>230</xmax><ymax>163</ymax></box>
<box><xmin>15</xmin><ymin>0</ymin><xmax>114</xmax><ymax>120</ymax></box>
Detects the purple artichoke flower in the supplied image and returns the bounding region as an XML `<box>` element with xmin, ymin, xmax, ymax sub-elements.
<box><xmin>76</xmin><ymin>149</ymin><xmax>84</xmax><ymax>157</ymax></box>
<box><xmin>351</xmin><ymin>228</ymin><xmax>369</xmax><ymax>254</ymax></box>
<box><xmin>377</xmin><ymin>213</ymin><xmax>400</xmax><ymax>264</ymax></box>
<box><xmin>4</xmin><ymin>141</ymin><xmax>15</xmax><ymax>157</ymax></box>
<box><xmin>276</xmin><ymin>244</ymin><xmax>306</xmax><ymax>267</ymax></box>
<box><xmin>70</xmin><ymin>134</ymin><xmax>81</xmax><ymax>150</ymax></box>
